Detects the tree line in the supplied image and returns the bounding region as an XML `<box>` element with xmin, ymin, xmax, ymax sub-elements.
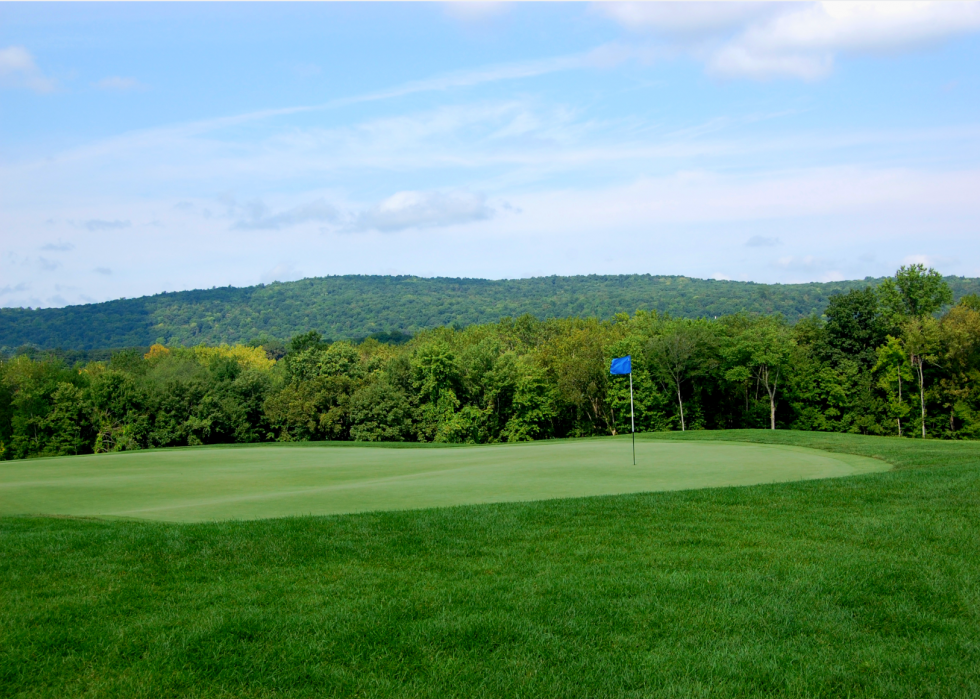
<box><xmin>2</xmin><ymin>265</ymin><xmax>978</xmax><ymax>460</ymax></box>
<box><xmin>6</xmin><ymin>272</ymin><xmax>980</xmax><ymax>351</ymax></box>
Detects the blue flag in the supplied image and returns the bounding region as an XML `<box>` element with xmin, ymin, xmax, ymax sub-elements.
<box><xmin>610</xmin><ymin>355</ymin><xmax>631</xmax><ymax>375</ymax></box>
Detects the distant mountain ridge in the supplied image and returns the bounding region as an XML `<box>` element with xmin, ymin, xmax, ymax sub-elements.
<box><xmin>3</xmin><ymin>274</ymin><xmax>979</xmax><ymax>351</ymax></box>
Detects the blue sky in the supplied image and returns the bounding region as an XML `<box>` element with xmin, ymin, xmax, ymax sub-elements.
<box><xmin>2</xmin><ymin>2</ymin><xmax>980</xmax><ymax>308</ymax></box>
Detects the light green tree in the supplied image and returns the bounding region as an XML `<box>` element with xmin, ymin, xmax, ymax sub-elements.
<box><xmin>877</xmin><ymin>265</ymin><xmax>951</xmax><ymax>438</ymax></box>
<box><xmin>873</xmin><ymin>336</ymin><xmax>913</xmax><ymax>437</ymax></box>
<box><xmin>878</xmin><ymin>264</ymin><xmax>953</xmax><ymax>322</ymax></box>
<box><xmin>902</xmin><ymin>316</ymin><xmax>941</xmax><ymax>438</ymax></box>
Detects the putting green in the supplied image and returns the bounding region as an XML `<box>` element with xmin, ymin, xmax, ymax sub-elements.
<box><xmin>0</xmin><ymin>437</ymin><xmax>890</xmax><ymax>522</ymax></box>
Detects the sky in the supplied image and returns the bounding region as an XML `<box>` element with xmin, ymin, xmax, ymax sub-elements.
<box><xmin>2</xmin><ymin>2</ymin><xmax>980</xmax><ymax>309</ymax></box>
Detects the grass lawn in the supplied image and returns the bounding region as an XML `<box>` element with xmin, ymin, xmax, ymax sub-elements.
<box><xmin>0</xmin><ymin>437</ymin><xmax>887</xmax><ymax>522</ymax></box>
<box><xmin>1</xmin><ymin>430</ymin><xmax>979</xmax><ymax>697</ymax></box>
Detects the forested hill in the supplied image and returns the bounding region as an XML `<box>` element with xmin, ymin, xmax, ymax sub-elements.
<box><xmin>3</xmin><ymin>274</ymin><xmax>980</xmax><ymax>351</ymax></box>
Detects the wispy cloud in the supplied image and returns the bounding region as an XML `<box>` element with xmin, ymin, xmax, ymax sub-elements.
<box><xmin>746</xmin><ymin>235</ymin><xmax>780</xmax><ymax>247</ymax></box>
<box><xmin>0</xmin><ymin>45</ymin><xmax>57</xmax><ymax>93</ymax></box>
<box><xmin>37</xmin><ymin>257</ymin><xmax>60</xmax><ymax>271</ymax></box>
<box><xmin>229</xmin><ymin>197</ymin><xmax>339</xmax><ymax>230</ymax></box>
<box><xmin>0</xmin><ymin>282</ymin><xmax>30</xmax><ymax>297</ymax></box>
<box><xmin>82</xmin><ymin>219</ymin><xmax>131</xmax><ymax>231</ymax></box>
<box><xmin>41</xmin><ymin>241</ymin><xmax>75</xmax><ymax>251</ymax></box>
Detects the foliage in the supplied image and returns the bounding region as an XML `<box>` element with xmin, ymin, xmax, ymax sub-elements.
<box><xmin>4</xmin><ymin>273</ymin><xmax>979</xmax><ymax>351</ymax></box>
<box><xmin>1</xmin><ymin>266</ymin><xmax>976</xmax><ymax>460</ymax></box>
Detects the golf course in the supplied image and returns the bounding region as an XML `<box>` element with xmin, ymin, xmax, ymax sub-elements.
<box><xmin>3</xmin><ymin>431</ymin><xmax>979</xmax><ymax>697</ymax></box>
<box><xmin>1</xmin><ymin>436</ymin><xmax>889</xmax><ymax>522</ymax></box>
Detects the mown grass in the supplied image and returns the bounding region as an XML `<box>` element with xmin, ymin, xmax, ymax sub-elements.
<box><xmin>0</xmin><ymin>437</ymin><xmax>885</xmax><ymax>522</ymax></box>
<box><xmin>2</xmin><ymin>430</ymin><xmax>979</xmax><ymax>698</ymax></box>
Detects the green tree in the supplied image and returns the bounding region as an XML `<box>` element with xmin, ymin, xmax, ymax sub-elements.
<box><xmin>824</xmin><ymin>287</ymin><xmax>890</xmax><ymax>367</ymax></box>
<box><xmin>939</xmin><ymin>302</ymin><xmax>980</xmax><ymax>437</ymax></box>
<box><xmin>411</xmin><ymin>341</ymin><xmax>462</xmax><ymax>442</ymax></box>
<box><xmin>873</xmin><ymin>336</ymin><xmax>913</xmax><ymax>437</ymax></box>
<box><xmin>43</xmin><ymin>383</ymin><xmax>92</xmax><ymax>455</ymax></box>
<box><xmin>723</xmin><ymin>317</ymin><xmax>794</xmax><ymax>430</ymax></box>
<box><xmin>500</xmin><ymin>358</ymin><xmax>556</xmax><ymax>442</ymax></box>
<box><xmin>349</xmin><ymin>379</ymin><xmax>413</xmax><ymax>442</ymax></box>
<box><xmin>646</xmin><ymin>318</ymin><xmax>717</xmax><ymax>431</ymax></box>
<box><xmin>902</xmin><ymin>317</ymin><xmax>941</xmax><ymax>438</ymax></box>
<box><xmin>878</xmin><ymin>264</ymin><xmax>953</xmax><ymax>322</ymax></box>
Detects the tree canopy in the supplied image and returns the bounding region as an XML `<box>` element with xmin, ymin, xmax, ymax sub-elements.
<box><xmin>4</xmin><ymin>273</ymin><xmax>979</xmax><ymax>352</ymax></box>
<box><xmin>3</xmin><ymin>266</ymin><xmax>978</xmax><ymax>462</ymax></box>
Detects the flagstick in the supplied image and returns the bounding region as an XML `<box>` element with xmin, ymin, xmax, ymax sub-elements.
<box><xmin>629</xmin><ymin>370</ymin><xmax>635</xmax><ymax>465</ymax></box>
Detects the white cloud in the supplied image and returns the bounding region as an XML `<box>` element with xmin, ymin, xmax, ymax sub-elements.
<box><xmin>0</xmin><ymin>45</ymin><xmax>57</xmax><ymax>92</ymax></box>
<box><xmin>598</xmin><ymin>2</ymin><xmax>782</xmax><ymax>39</ymax></box>
<box><xmin>600</xmin><ymin>2</ymin><xmax>980</xmax><ymax>80</ymax></box>
<box><xmin>712</xmin><ymin>2</ymin><xmax>980</xmax><ymax>80</ymax></box>
<box><xmin>95</xmin><ymin>76</ymin><xmax>146</xmax><ymax>91</ymax></box>
<box><xmin>229</xmin><ymin>197</ymin><xmax>339</xmax><ymax>230</ymax></box>
<box><xmin>353</xmin><ymin>190</ymin><xmax>494</xmax><ymax>232</ymax></box>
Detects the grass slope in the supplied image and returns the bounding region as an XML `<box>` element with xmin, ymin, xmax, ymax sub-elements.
<box><xmin>7</xmin><ymin>274</ymin><xmax>980</xmax><ymax>350</ymax></box>
<box><xmin>2</xmin><ymin>431</ymin><xmax>979</xmax><ymax>697</ymax></box>
<box><xmin>0</xmin><ymin>437</ymin><xmax>886</xmax><ymax>522</ymax></box>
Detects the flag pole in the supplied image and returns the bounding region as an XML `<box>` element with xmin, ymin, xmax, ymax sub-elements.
<box><xmin>629</xmin><ymin>370</ymin><xmax>635</xmax><ymax>465</ymax></box>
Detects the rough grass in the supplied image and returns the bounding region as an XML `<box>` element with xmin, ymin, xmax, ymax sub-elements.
<box><xmin>2</xmin><ymin>430</ymin><xmax>979</xmax><ymax>697</ymax></box>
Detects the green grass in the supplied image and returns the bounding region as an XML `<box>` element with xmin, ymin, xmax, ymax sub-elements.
<box><xmin>2</xmin><ymin>430</ymin><xmax>979</xmax><ymax>697</ymax></box>
<box><xmin>0</xmin><ymin>437</ymin><xmax>886</xmax><ymax>522</ymax></box>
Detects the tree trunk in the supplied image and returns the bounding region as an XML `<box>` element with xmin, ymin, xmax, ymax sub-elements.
<box><xmin>676</xmin><ymin>384</ymin><xmax>686</xmax><ymax>431</ymax></box>
<box><xmin>897</xmin><ymin>374</ymin><xmax>902</xmax><ymax>437</ymax></box>
<box><xmin>759</xmin><ymin>365</ymin><xmax>778</xmax><ymax>430</ymax></box>
<box><xmin>913</xmin><ymin>355</ymin><xmax>926</xmax><ymax>439</ymax></box>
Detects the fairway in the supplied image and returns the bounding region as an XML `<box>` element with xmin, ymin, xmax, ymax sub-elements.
<box><xmin>1</xmin><ymin>437</ymin><xmax>888</xmax><ymax>522</ymax></box>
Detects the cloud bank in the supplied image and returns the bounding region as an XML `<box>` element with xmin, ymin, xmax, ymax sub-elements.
<box><xmin>600</xmin><ymin>1</ymin><xmax>980</xmax><ymax>79</ymax></box>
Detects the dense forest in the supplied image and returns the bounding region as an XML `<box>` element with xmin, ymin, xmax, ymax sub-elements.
<box><xmin>5</xmin><ymin>273</ymin><xmax>980</xmax><ymax>351</ymax></box>
<box><xmin>2</xmin><ymin>265</ymin><xmax>978</xmax><ymax>461</ymax></box>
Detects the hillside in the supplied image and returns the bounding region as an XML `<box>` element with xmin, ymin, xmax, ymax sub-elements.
<box><xmin>3</xmin><ymin>274</ymin><xmax>980</xmax><ymax>350</ymax></box>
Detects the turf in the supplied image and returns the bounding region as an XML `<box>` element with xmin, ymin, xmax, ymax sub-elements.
<box><xmin>1</xmin><ymin>431</ymin><xmax>978</xmax><ymax>697</ymax></box>
<box><xmin>0</xmin><ymin>438</ymin><xmax>887</xmax><ymax>522</ymax></box>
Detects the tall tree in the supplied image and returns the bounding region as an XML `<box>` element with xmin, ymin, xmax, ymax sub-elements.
<box><xmin>878</xmin><ymin>265</ymin><xmax>952</xmax><ymax>438</ymax></box>
<box><xmin>824</xmin><ymin>287</ymin><xmax>890</xmax><ymax>367</ymax></box>
<box><xmin>723</xmin><ymin>317</ymin><xmax>794</xmax><ymax>430</ymax></box>
<box><xmin>646</xmin><ymin>319</ymin><xmax>717</xmax><ymax>431</ymax></box>
<box><xmin>873</xmin><ymin>336</ymin><xmax>912</xmax><ymax>437</ymax></box>
<box><xmin>878</xmin><ymin>264</ymin><xmax>953</xmax><ymax>321</ymax></box>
